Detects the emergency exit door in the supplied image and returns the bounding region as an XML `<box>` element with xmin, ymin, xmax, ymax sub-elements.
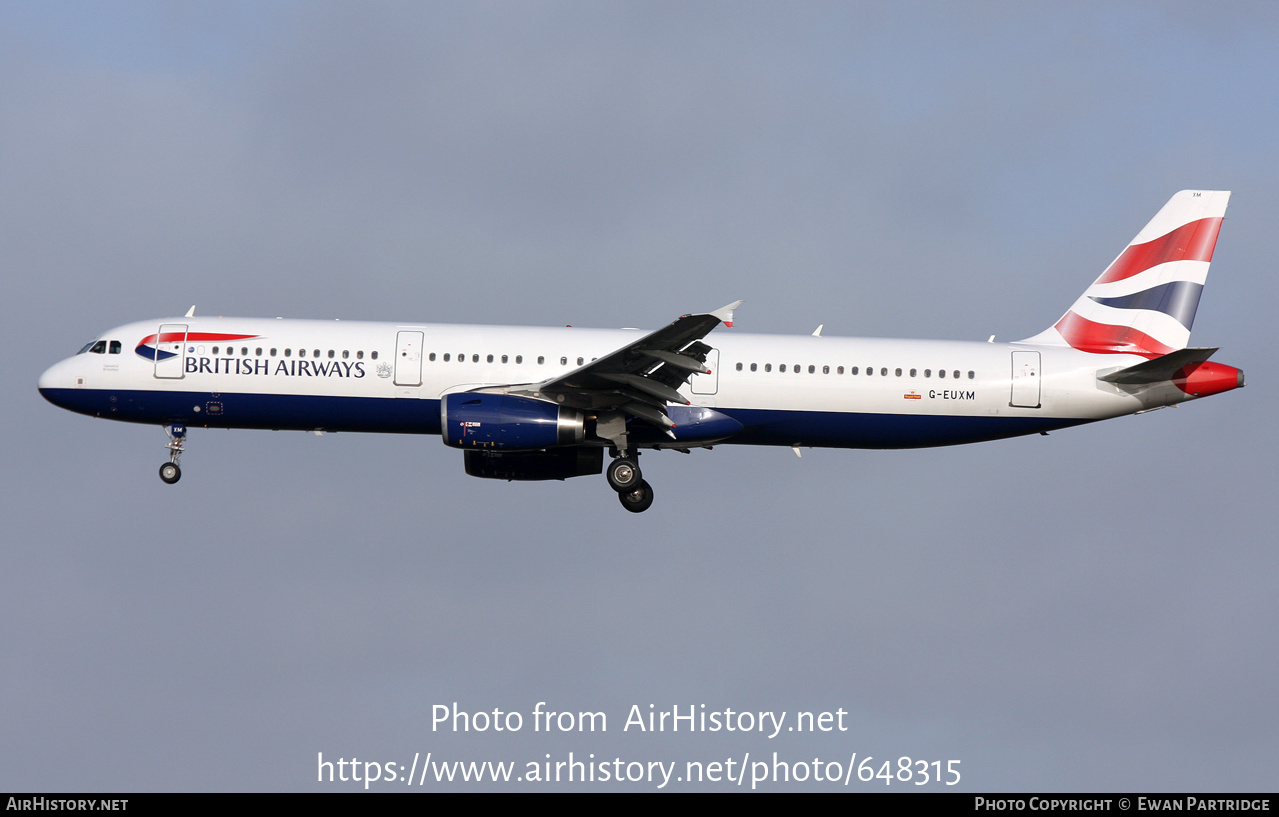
<box><xmin>1010</xmin><ymin>351</ymin><xmax>1041</xmax><ymax>408</ymax></box>
<box><xmin>689</xmin><ymin>348</ymin><xmax>720</xmax><ymax>395</ymax></box>
<box><xmin>394</xmin><ymin>331</ymin><xmax>424</xmax><ymax>386</ymax></box>
<box><xmin>153</xmin><ymin>324</ymin><xmax>187</xmax><ymax>379</ymax></box>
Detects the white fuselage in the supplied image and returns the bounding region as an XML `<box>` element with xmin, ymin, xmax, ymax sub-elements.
<box><xmin>39</xmin><ymin>316</ymin><xmax>1179</xmax><ymax>450</ymax></box>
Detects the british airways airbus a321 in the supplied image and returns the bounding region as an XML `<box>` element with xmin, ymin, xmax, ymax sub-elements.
<box><xmin>40</xmin><ymin>191</ymin><xmax>1243</xmax><ymax>512</ymax></box>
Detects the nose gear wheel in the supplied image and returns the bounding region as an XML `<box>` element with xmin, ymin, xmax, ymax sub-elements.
<box><xmin>159</xmin><ymin>423</ymin><xmax>186</xmax><ymax>485</ymax></box>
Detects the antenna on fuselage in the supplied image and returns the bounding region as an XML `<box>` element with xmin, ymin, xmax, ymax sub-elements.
<box><xmin>185</xmin><ymin>305</ymin><xmax>196</xmax><ymax>317</ymax></box>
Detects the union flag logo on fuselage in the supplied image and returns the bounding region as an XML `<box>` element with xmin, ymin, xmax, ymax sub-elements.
<box><xmin>135</xmin><ymin>332</ymin><xmax>259</xmax><ymax>361</ymax></box>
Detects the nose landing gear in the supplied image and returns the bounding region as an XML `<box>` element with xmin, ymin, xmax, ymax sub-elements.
<box><xmin>159</xmin><ymin>423</ymin><xmax>185</xmax><ymax>484</ymax></box>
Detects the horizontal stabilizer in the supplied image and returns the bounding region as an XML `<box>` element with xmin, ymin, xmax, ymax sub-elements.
<box><xmin>1098</xmin><ymin>347</ymin><xmax>1218</xmax><ymax>385</ymax></box>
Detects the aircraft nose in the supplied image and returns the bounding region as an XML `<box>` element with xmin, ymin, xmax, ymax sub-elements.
<box><xmin>38</xmin><ymin>358</ymin><xmax>80</xmax><ymax>406</ymax></box>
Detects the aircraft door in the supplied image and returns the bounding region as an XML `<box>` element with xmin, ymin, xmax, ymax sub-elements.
<box><xmin>1010</xmin><ymin>351</ymin><xmax>1041</xmax><ymax>408</ymax></box>
<box><xmin>394</xmin><ymin>330</ymin><xmax>424</xmax><ymax>386</ymax></box>
<box><xmin>153</xmin><ymin>324</ymin><xmax>187</xmax><ymax>379</ymax></box>
<box><xmin>689</xmin><ymin>348</ymin><xmax>720</xmax><ymax>395</ymax></box>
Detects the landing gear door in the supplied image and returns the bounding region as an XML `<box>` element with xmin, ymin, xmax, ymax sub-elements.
<box><xmin>689</xmin><ymin>348</ymin><xmax>720</xmax><ymax>395</ymax></box>
<box><xmin>154</xmin><ymin>324</ymin><xmax>188</xmax><ymax>379</ymax></box>
<box><xmin>1010</xmin><ymin>350</ymin><xmax>1041</xmax><ymax>408</ymax></box>
<box><xmin>394</xmin><ymin>330</ymin><xmax>424</xmax><ymax>386</ymax></box>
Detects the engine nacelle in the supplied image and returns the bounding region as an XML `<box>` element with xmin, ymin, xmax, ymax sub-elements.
<box><xmin>464</xmin><ymin>447</ymin><xmax>603</xmax><ymax>481</ymax></box>
<box><xmin>441</xmin><ymin>393</ymin><xmax>585</xmax><ymax>450</ymax></box>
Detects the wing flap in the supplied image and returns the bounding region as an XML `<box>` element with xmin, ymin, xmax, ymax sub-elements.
<box><xmin>522</xmin><ymin>301</ymin><xmax>741</xmax><ymax>434</ymax></box>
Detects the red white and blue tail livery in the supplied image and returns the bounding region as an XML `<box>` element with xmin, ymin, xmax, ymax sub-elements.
<box><xmin>1024</xmin><ymin>189</ymin><xmax>1228</xmax><ymax>357</ymax></box>
<box><xmin>39</xmin><ymin>191</ymin><xmax>1245</xmax><ymax>512</ymax></box>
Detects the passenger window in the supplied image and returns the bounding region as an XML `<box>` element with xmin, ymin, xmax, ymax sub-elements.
<box><xmin>257</xmin><ymin>348</ymin><xmax>264</xmax><ymax>356</ymax></box>
<box><xmin>764</xmin><ymin>364</ymin><xmax>772</xmax><ymax>372</ymax></box>
<box><xmin>880</xmin><ymin>367</ymin><xmax>887</xmax><ymax>376</ymax></box>
<box><xmin>313</xmin><ymin>350</ymin><xmax>320</xmax><ymax>358</ymax></box>
<box><xmin>356</xmin><ymin>351</ymin><xmax>363</xmax><ymax>359</ymax></box>
<box><xmin>501</xmin><ymin>355</ymin><xmax>508</xmax><ymax>363</ymax></box>
<box><xmin>428</xmin><ymin>353</ymin><xmax>436</xmax><ymax>361</ymax></box>
<box><xmin>285</xmin><ymin>349</ymin><xmax>292</xmax><ymax>357</ymax></box>
<box><xmin>109</xmin><ymin>341</ymin><xmax>121</xmax><ymax>354</ymax></box>
<box><xmin>910</xmin><ymin>368</ymin><xmax>917</xmax><ymax>377</ymax></box>
<box><xmin>809</xmin><ymin>365</ymin><xmax>815</xmax><ymax>374</ymax></box>
<box><xmin>867</xmin><ymin>367</ymin><xmax>874</xmax><ymax>376</ymax></box>
<box><xmin>780</xmin><ymin>364</ymin><xmax>787</xmax><ymax>373</ymax></box>
<box><xmin>299</xmin><ymin>349</ymin><xmax>307</xmax><ymax>358</ymax></box>
<box><xmin>342</xmin><ymin>350</ymin><xmax>349</xmax><ymax>359</ymax></box>
<box><xmin>538</xmin><ymin>356</ymin><xmax>545</xmax><ymax>364</ymax></box>
<box><xmin>736</xmin><ymin>362</ymin><xmax>743</xmax><ymax>371</ymax></box>
<box><xmin>924</xmin><ymin>369</ymin><xmax>930</xmax><ymax>377</ymax></box>
<box><xmin>270</xmin><ymin>348</ymin><xmax>277</xmax><ymax>357</ymax></box>
<box><xmin>895</xmin><ymin>368</ymin><xmax>902</xmax><ymax>377</ymax></box>
<box><xmin>371</xmin><ymin>351</ymin><xmax>378</xmax><ymax>360</ymax></box>
<box><xmin>472</xmin><ymin>354</ymin><xmax>479</xmax><ymax>363</ymax></box>
<box><xmin>953</xmin><ymin>370</ymin><xmax>960</xmax><ymax>379</ymax></box>
<box><xmin>516</xmin><ymin>355</ymin><xmax>522</xmax><ymax>364</ymax></box>
<box><xmin>850</xmin><ymin>366</ymin><xmax>858</xmax><ymax>375</ymax></box>
<box><xmin>939</xmin><ymin>369</ymin><xmax>946</xmax><ymax>378</ymax></box>
<box><xmin>328</xmin><ymin>350</ymin><xmax>335</xmax><ymax>358</ymax></box>
<box><xmin>577</xmin><ymin>357</ymin><xmax>584</xmax><ymax>365</ymax></box>
<box><xmin>443</xmin><ymin>353</ymin><xmax>451</xmax><ymax>362</ymax></box>
<box><xmin>561</xmin><ymin>357</ymin><xmax>568</xmax><ymax>365</ymax></box>
<box><xmin>487</xmin><ymin>354</ymin><xmax>494</xmax><ymax>363</ymax></box>
<box><xmin>822</xmin><ymin>365</ymin><xmax>829</xmax><ymax>374</ymax></box>
<box><xmin>837</xmin><ymin>366</ymin><xmax>844</xmax><ymax>374</ymax></box>
<box><xmin>968</xmin><ymin>371</ymin><xmax>975</xmax><ymax>379</ymax></box>
<box><xmin>212</xmin><ymin>346</ymin><xmax>220</xmax><ymax>355</ymax></box>
<box><xmin>750</xmin><ymin>363</ymin><xmax>757</xmax><ymax>372</ymax></box>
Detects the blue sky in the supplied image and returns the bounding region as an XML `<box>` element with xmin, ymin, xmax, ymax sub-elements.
<box><xmin>3</xmin><ymin>1</ymin><xmax>1277</xmax><ymax>791</ymax></box>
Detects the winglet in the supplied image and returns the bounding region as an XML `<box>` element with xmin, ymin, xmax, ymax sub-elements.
<box><xmin>184</xmin><ymin>305</ymin><xmax>196</xmax><ymax>318</ymax></box>
<box><xmin>711</xmin><ymin>300</ymin><xmax>743</xmax><ymax>328</ymax></box>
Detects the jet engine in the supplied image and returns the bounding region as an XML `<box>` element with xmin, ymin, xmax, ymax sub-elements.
<box><xmin>441</xmin><ymin>393</ymin><xmax>585</xmax><ymax>450</ymax></box>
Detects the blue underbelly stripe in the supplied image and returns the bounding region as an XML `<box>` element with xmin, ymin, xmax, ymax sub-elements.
<box><xmin>39</xmin><ymin>388</ymin><xmax>1087</xmax><ymax>448</ymax></box>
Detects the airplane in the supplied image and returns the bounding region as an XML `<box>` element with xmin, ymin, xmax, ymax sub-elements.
<box><xmin>39</xmin><ymin>190</ymin><xmax>1243</xmax><ymax>513</ymax></box>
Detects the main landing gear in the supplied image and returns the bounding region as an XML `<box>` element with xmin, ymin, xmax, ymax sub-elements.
<box><xmin>607</xmin><ymin>452</ymin><xmax>655</xmax><ymax>513</ymax></box>
<box><xmin>159</xmin><ymin>423</ymin><xmax>186</xmax><ymax>484</ymax></box>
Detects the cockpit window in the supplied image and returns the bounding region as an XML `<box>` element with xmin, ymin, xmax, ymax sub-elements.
<box><xmin>89</xmin><ymin>340</ymin><xmax>108</xmax><ymax>354</ymax></box>
<box><xmin>77</xmin><ymin>341</ymin><xmax>96</xmax><ymax>355</ymax></box>
<box><xmin>109</xmin><ymin>340</ymin><xmax>121</xmax><ymax>354</ymax></box>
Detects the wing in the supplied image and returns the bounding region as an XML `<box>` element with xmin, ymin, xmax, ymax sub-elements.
<box><xmin>505</xmin><ymin>301</ymin><xmax>741</xmax><ymax>431</ymax></box>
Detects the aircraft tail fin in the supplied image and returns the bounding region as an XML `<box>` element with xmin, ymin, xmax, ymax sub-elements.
<box><xmin>1021</xmin><ymin>190</ymin><xmax>1230</xmax><ymax>358</ymax></box>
